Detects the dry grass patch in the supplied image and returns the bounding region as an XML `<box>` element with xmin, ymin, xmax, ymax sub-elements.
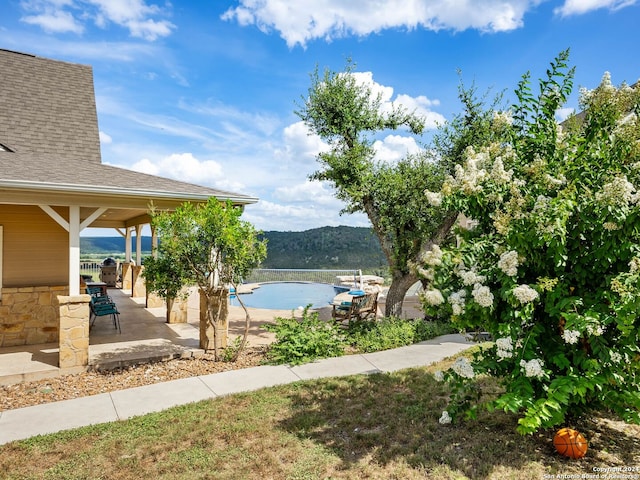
<box><xmin>1</xmin><ymin>356</ymin><xmax>639</xmax><ymax>479</ymax></box>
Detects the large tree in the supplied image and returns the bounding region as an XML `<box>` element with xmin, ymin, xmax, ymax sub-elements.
<box><xmin>297</xmin><ymin>61</ymin><xmax>497</xmax><ymax>316</ymax></box>
<box><xmin>147</xmin><ymin>199</ymin><xmax>267</xmax><ymax>360</ymax></box>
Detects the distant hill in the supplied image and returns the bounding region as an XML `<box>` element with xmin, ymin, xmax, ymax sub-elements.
<box><xmin>81</xmin><ymin>226</ymin><xmax>387</xmax><ymax>269</ymax></box>
<box><xmin>259</xmin><ymin>226</ymin><xmax>386</xmax><ymax>269</ymax></box>
<box><xmin>80</xmin><ymin>236</ymin><xmax>153</xmax><ymax>254</ymax></box>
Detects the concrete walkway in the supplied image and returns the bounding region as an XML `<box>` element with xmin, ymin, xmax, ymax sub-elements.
<box><xmin>0</xmin><ymin>333</ymin><xmax>473</xmax><ymax>445</ymax></box>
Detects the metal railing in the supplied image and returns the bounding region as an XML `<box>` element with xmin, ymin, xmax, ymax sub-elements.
<box><xmin>243</xmin><ymin>268</ymin><xmax>363</xmax><ymax>287</ymax></box>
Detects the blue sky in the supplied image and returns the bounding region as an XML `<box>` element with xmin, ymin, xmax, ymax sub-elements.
<box><xmin>1</xmin><ymin>1</ymin><xmax>638</xmax><ymax>233</ymax></box>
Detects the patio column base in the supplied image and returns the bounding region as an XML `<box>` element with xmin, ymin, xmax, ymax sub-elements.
<box><xmin>56</xmin><ymin>294</ymin><xmax>90</xmax><ymax>369</ymax></box>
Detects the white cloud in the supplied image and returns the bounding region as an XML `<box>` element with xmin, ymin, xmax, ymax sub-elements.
<box><xmin>349</xmin><ymin>71</ymin><xmax>445</xmax><ymax>130</ymax></box>
<box><xmin>273</xmin><ymin>180</ymin><xmax>339</xmax><ymax>206</ymax></box>
<box><xmin>555</xmin><ymin>0</ymin><xmax>637</xmax><ymax>16</ymax></box>
<box><xmin>99</xmin><ymin>131</ymin><xmax>112</xmax><ymax>144</ymax></box>
<box><xmin>373</xmin><ymin>135</ymin><xmax>424</xmax><ymax>163</ymax></box>
<box><xmin>129</xmin><ymin>153</ymin><xmax>233</xmax><ymax>189</ymax></box>
<box><xmin>222</xmin><ymin>0</ymin><xmax>544</xmax><ymax>48</ymax></box>
<box><xmin>21</xmin><ymin>8</ymin><xmax>84</xmax><ymax>34</ymax></box>
<box><xmin>555</xmin><ymin>107</ymin><xmax>575</xmax><ymax>122</ymax></box>
<box><xmin>241</xmin><ymin>199</ymin><xmax>371</xmax><ymax>232</ymax></box>
<box><xmin>19</xmin><ymin>0</ymin><xmax>175</xmax><ymax>40</ymax></box>
<box><xmin>279</xmin><ymin>121</ymin><xmax>328</xmax><ymax>165</ymax></box>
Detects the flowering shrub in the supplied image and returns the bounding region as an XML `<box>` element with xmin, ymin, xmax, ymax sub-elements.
<box><xmin>424</xmin><ymin>51</ymin><xmax>640</xmax><ymax>434</ymax></box>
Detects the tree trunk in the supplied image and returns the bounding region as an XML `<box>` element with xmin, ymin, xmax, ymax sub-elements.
<box><xmin>199</xmin><ymin>288</ymin><xmax>228</xmax><ymax>358</ymax></box>
<box><xmin>384</xmin><ymin>270</ymin><xmax>419</xmax><ymax>318</ymax></box>
<box><xmin>165</xmin><ymin>296</ymin><xmax>174</xmax><ymax>323</ymax></box>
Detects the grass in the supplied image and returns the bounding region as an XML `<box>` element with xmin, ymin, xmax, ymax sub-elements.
<box><xmin>2</xmin><ymin>353</ymin><xmax>639</xmax><ymax>479</ymax></box>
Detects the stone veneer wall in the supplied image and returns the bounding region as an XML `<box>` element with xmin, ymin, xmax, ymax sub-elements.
<box><xmin>0</xmin><ymin>285</ymin><xmax>67</xmax><ymax>347</ymax></box>
<box><xmin>56</xmin><ymin>294</ymin><xmax>90</xmax><ymax>370</ymax></box>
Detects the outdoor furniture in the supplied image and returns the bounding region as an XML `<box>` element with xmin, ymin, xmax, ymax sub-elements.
<box><xmin>332</xmin><ymin>292</ymin><xmax>378</xmax><ymax>325</ymax></box>
<box><xmin>87</xmin><ymin>287</ymin><xmax>121</xmax><ymax>333</ymax></box>
<box><xmin>86</xmin><ymin>282</ymin><xmax>108</xmax><ymax>297</ymax></box>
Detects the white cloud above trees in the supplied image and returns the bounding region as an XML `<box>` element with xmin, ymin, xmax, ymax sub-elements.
<box><xmin>222</xmin><ymin>0</ymin><xmax>638</xmax><ymax>47</ymax></box>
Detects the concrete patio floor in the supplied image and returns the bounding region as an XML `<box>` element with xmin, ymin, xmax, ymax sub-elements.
<box><xmin>0</xmin><ymin>288</ymin><xmax>290</xmax><ymax>386</ymax></box>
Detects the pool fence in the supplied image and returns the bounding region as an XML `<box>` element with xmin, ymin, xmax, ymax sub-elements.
<box><xmin>243</xmin><ymin>269</ymin><xmax>363</xmax><ymax>288</ymax></box>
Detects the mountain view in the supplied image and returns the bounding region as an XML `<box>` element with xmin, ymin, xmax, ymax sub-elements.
<box><xmin>81</xmin><ymin>226</ymin><xmax>387</xmax><ymax>270</ymax></box>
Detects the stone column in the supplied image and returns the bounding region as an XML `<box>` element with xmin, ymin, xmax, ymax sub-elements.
<box><xmin>121</xmin><ymin>262</ymin><xmax>133</xmax><ymax>291</ymax></box>
<box><xmin>56</xmin><ymin>294</ymin><xmax>90</xmax><ymax>372</ymax></box>
<box><xmin>132</xmin><ymin>265</ymin><xmax>146</xmax><ymax>298</ymax></box>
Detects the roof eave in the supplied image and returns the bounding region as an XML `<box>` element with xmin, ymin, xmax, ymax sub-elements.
<box><xmin>0</xmin><ymin>179</ymin><xmax>259</xmax><ymax>206</ymax></box>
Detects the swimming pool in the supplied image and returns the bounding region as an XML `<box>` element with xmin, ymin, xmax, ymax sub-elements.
<box><xmin>230</xmin><ymin>282</ymin><xmax>349</xmax><ymax>310</ymax></box>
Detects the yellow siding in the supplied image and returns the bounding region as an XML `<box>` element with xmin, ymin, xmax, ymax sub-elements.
<box><xmin>0</xmin><ymin>205</ymin><xmax>69</xmax><ymax>287</ymax></box>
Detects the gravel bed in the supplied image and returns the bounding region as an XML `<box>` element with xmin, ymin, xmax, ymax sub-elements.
<box><xmin>0</xmin><ymin>347</ymin><xmax>268</xmax><ymax>412</ymax></box>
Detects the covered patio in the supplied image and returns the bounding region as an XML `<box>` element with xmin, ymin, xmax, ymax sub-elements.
<box><xmin>0</xmin><ymin>287</ymin><xmax>282</xmax><ymax>386</ymax></box>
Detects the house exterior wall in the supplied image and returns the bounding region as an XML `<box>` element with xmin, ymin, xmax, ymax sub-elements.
<box><xmin>0</xmin><ymin>205</ymin><xmax>69</xmax><ymax>347</ymax></box>
<box><xmin>0</xmin><ymin>205</ymin><xmax>68</xmax><ymax>286</ymax></box>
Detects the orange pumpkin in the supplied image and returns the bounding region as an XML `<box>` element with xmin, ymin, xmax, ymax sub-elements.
<box><xmin>553</xmin><ymin>428</ymin><xmax>588</xmax><ymax>459</ymax></box>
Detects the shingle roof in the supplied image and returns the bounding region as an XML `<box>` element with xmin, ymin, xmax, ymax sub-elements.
<box><xmin>0</xmin><ymin>48</ymin><xmax>256</xmax><ymax>205</ymax></box>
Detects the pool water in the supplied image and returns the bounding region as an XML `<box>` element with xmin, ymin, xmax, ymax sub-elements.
<box><xmin>230</xmin><ymin>282</ymin><xmax>348</xmax><ymax>310</ymax></box>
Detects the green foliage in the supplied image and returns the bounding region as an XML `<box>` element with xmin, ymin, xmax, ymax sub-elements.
<box><xmin>265</xmin><ymin>311</ymin><xmax>456</xmax><ymax>364</ymax></box>
<box><xmin>260</xmin><ymin>226</ymin><xmax>386</xmax><ymax>269</ymax></box>
<box><xmin>348</xmin><ymin>318</ymin><xmax>456</xmax><ymax>353</ymax></box>
<box><xmin>265</xmin><ymin>308</ymin><xmax>348</xmax><ymax>365</ymax></box>
<box><xmin>296</xmin><ymin>59</ymin><xmax>461</xmax><ymax>316</ymax></box>
<box><xmin>142</xmin><ymin>254</ymin><xmax>190</xmax><ymax>303</ymax></box>
<box><xmin>423</xmin><ymin>50</ymin><xmax>640</xmax><ymax>434</ymax></box>
<box><xmin>220</xmin><ymin>337</ymin><xmax>243</xmax><ymax>363</ymax></box>
<box><xmin>150</xmin><ymin>199</ymin><xmax>267</xmax><ymax>357</ymax></box>
<box><xmin>150</xmin><ymin>199</ymin><xmax>267</xmax><ymax>293</ymax></box>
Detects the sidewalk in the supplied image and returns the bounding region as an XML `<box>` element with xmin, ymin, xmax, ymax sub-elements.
<box><xmin>0</xmin><ymin>333</ymin><xmax>473</xmax><ymax>445</ymax></box>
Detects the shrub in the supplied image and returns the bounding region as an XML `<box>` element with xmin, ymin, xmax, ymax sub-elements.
<box><xmin>349</xmin><ymin>318</ymin><xmax>456</xmax><ymax>353</ymax></box>
<box><xmin>265</xmin><ymin>307</ymin><xmax>348</xmax><ymax>365</ymax></box>
<box><xmin>423</xmin><ymin>51</ymin><xmax>640</xmax><ymax>434</ymax></box>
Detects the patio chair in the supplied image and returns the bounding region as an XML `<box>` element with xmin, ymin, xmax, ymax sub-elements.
<box><xmin>88</xmin><ymin>293</ymin><xmax>121</xmax><ymax>333</ymax></box>
<box><xmin>332</xmin><ymin>292</ymin><xmax>378</xmax><ymax>325</ymax></box>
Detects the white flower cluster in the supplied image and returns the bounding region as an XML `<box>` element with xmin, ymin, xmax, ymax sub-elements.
<box><xmin>542</xmin><ymin>173</ymin><xmax>566</xmax><ymax>188</ymax></box>
<box><xmin>586</xmin><ymin>323</ymin><xmax>604</xmax><ymax>336</ymax></box>
<box><xmin>492</xmin><ymin>110</ymin><xmax>513</xmax><ymax>129</ymax></box>
<box><xmin>520</xmin><ymin>358</ymin><xmax>545</xmax><ymax>379</ymax></box>
<box><xmin>513</xmin><ymin>284</ymin><xmax>538</xmax><ymax>304</ymax></box>
<box><xmin>425</xmin><ymin>191</ymin><xmax>443</xmax><ymax>207</ymax></box>
<box><xmin>610</xmin><ymin>351</ymin><xmax>622</xmax><ymax>363</ymax></box>
<box><xmin>448</xmin><ymin>289</ymin><xmax>467</xmax><ymax>315</ymax></box>
<box><xmin>450</xmin><ymin>148</ymin><xmax>488</xmax><ymax>194</ymax></box>
<box><xmin>423</xmin><ymin>245</ymin><xmax>443</xmax><ymax>266</ymax></box>
<box><xmin>472</xmin><ymin>283</ymin><xmax>494</xmax><ymax>308</ymax></box>
<box><xmin>562</xmin><ymin>329</ymin><xmax>581</xmax><ymax>345</ymax></box>
<box><xmin>439</xmin><ymin>410</ymin><xmax>452</xmax><ymax>424</ymax></box>
<box><xmin>423</xmin><ymin>289</ymin><xmax>445</xmax><ymax>306</ymax></box>
<box><xmin>452</xmin><ymin>357</ymin><xmax>475</xmax><ymax>379</ymax></box>
<box><xmin>603</xmin><ymin>222</ymin><xmax>620</xmax><ymax>231</ymax></box>
<box><xmin>490</xmin><ymin>157</ymin><xmax>513</xmax><ymax>184</ymax></box>
<box><xmin>434</xmin><ymin>370</ymin><xmax>444</xmax><ymax>382</ymax></box>
<box><xmin>629</xmin><ymin>257</ymin><xmax>640</xmax><ymax>274</ymax></box>
<box><xmin>498</xmin><ymin>250</ymin><xmax>519</xmax><ymax>277</ymax></box>
<box><xmin>595</xmin><ymin>175</ymin><xmax>636</xmax><ymax>207</ymax></box>
<box><xmin>495</xmin><ymin>336</ymin><xmax>514</xmax><ymax>359</ymax></box>
<box><xmin>459</xmin><ymin>269</ymin><xmax>486</xmax><ymax>286</ymax></box>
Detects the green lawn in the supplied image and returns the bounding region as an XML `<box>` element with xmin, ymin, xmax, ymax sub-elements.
<box><xmin>2</xmin><ymin>354</ymin><xmax>638</xmax><ymax>479</ymax></box>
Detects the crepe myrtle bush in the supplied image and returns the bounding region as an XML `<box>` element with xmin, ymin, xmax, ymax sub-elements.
<box><xmin>422</xmin><ymin>51</ymin><xmax>640</xmax><ymax>434</ymax></box>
